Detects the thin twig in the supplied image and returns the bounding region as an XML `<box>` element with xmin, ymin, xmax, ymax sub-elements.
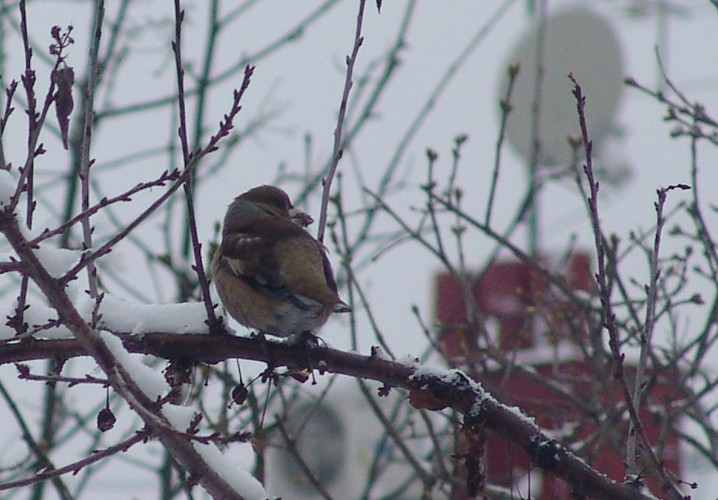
<box><xmin>94</xmin><ymin>0</ymin><xmax>340</xmax><ymax>123</ymax></box>
<box><xmin>29</xmin><ymin>171</ymin><xmax>179</xmax><ymax>246</ymax></box>
<box><xmin>486</xmin><ymin>64</ymin><xmax>519</xmax><ymax>225</ymax></box>
<box><xmin>0</xmin><ymin>432</ymin><xmax>145</xmax><ymax>491</ymax></box>
<box><xmin>525</xmin><ymin>1</ymin><xmax>548</xmax><ymax>256</ymax></box>
<box><xmin>173</xmin><ymin>0</ymin><xmax>214</xmax><ymax>325</ymax></box>
<box><xmin>0</xmin><ymin>380</ymin><xmax>72</xmax><ymax>498</ymax></box>
<box><xmin>0</xmin><ymin>81</ymin><xmax>19</xmax><ymax>169</ymax></box>
<box><xmin>627</xmin><ymin>185</ymin><xmax>688</xmax><ymax>471</ymax></box>
<box><xmin>570</xmin><ymin>74</ymin><xmax>682</xmax><ymax>499</ymax></box>
<box><xmin>275</xmin><ymin>421</ymin><xmax>333</xmax><ymax>500</ymax></box>
<box><xmin>172</xmin><ymin>1</ymin><xmax>254</xmax><ymax>332</ymax></box>
<box><xmin>181</xmin><ymin>0</ymin><xmax>220</xmax><ymax>258</ymax></box>
<box><xmin>79</xmin><ymin>0</ymin><xmax>105</xmax><ymax>301</ymax></box>
<box><xmin>0</xmin><ymin>331</ymin><xmax>663</xmax><ymax>500</ymax></box>
<box><xmin>317</xmin><ymin>0</ymin><xmax>366</xmax><ymax>244</ymax></box>
<box><xmin>11</xmin><ymin>3</ymin><xmax>68</xmax><ymax>217</ymax></box>
<box><xmin>348</xmin><ymin>0</ymin><xmax>515</xmax><ymax>254</ymax></box>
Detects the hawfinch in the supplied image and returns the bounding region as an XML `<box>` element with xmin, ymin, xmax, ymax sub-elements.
<box><xmin>211</xmin><ymin>185</ymin><xmax>351</xmax><ymax>337</ymax></box>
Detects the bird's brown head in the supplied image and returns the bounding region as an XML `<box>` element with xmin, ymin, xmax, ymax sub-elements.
<box><xmin>235</xmin><ymin>185</ymin><xmax>314</xmax><ymax>227</ymax></box>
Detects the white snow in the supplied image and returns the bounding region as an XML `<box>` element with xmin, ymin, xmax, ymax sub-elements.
<box><xmin>78</xmin><ymin>293</ymin><xmax>210</xmax><ymax>335</ymax></box>
<box><xmin>192</xmin><ymin>441</ymin><xmax>267</xmax><ymax>500</ymax></box>
<box><xmin>162</xmin><ymin>404</ymin><xmax>198</xmax><ymax>432</ymax></box>
<box><xmin>34</xmin><ymin>244</ymin><xmax>83</xmax><ymax>279</ymax></box>
<box><xmin>99</xmin><ymin>330</ymin><xmax>170</xmax><ymax>400</ymax></box>
<box><xmin>0</xmin><ymin>298</ymin><xmax>74</xmax><ymax>340</ymax></box>
<box><xmin>162</xmin><ymin>405</ymin><xmax>267</xmax><ymax>499</ymax></box>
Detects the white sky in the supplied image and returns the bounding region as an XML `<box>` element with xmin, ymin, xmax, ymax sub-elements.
<box><xmin>1</xmin><ymin>0</ymin><xmax>718</xmax><ymax>497</ymax></box>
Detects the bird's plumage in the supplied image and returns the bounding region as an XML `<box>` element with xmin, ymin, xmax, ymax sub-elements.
<box><xmin>212</xmin><ymin>185</ymin><xmax>350</xmax><ymax>337</ymax></box>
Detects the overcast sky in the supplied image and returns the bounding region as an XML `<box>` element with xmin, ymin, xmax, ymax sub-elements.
<box><xmin>2</xmin><ymin>0</ymin><xmax>718</xmax><ymax>497</ymax></box>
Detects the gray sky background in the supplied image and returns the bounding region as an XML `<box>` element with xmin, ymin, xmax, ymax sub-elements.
<box><xmin>1</xmin><ymin>0</ymin><xmax>718</xmax><ymax>497</ymax></box>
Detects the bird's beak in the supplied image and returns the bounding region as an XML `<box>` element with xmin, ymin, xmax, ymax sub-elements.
<box><xmin>288</xmin><ymin>207</ymin><xmax>314</xmax><ymax>227</ymax></box>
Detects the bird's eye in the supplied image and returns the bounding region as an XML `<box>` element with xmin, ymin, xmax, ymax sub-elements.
<box><xmin>272</xmin><ymin>195</ymin><xmax>291</xmax><ymax>211</ymax></box>
<box><xmin>262</xmin><ymin>197</ymin><xmax>291</xmax><ymax>216</ymax></box>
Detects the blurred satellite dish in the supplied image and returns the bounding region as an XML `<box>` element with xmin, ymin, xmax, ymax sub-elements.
<box><xmin>499</xmin><ymin>7</ymin><xmax>624</xmax><ymax>166</ymax></box>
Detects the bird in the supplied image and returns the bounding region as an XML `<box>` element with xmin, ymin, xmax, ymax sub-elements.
<box><xmin>211</xmin><ymin>185</ymin><xmax>351</xmax><ymax>338</ymax></box>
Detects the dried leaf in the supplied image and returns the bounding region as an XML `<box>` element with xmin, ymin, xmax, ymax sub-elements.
<box><xmin>409</xmin><ymin>388</ymin><xmax>447</xmax><ymax>410</ymax></box>
<box><xmin>52</xmin><ymin>66</ymin><xmax>74</xmax><ymax>149</ymax></box>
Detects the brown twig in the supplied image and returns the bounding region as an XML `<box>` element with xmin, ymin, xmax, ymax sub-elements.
<box><xmin>29</xmin><ymin>170</ymin><xmax>180</xmax><ymax>246</ymax></box>
<box><xmin>570</xmin><ymin>73</ymin><xmax>682</xmax><ymax>499</ymax></box>
<box><xmin>11</xmin><ymin>4</ymin><xmax>72</xmax><ymax>218</ymax></box>
<box><xmin>317</xmin><ymin>0</ymin><xmax>366</xmax><ymax>244</ymax></box>
<box><xmin>0</xmin><ymin>432</ymin><xmax>145</xmax><ymax>491</ymax></box>
<box><xmin>59</xmin><ymin>70</ymin><xmax>252</xmax><ymax>288</ymax></box>
<box><xmin>172</xmin><ymin>3</ymin><xmax>254</xmax><ymax>331</ymax></box>
<box><xmin>349</xmin><ymin>0</ymin><xmax>514</xmax><ymax>255</ymax></box>
<box><xmin>0</xmin><ymin>331</ymin><xmax>658</xmax><ymax>500</ymax></box>
<box><xmin>172</xmin><ymin>0</ymin><xmax>218</xmax><ymax>330</ymax></box>
<box><xmin>627</xmin><ymin>185</ymin><xmax>688</xmax><ymax>471</ymax></box>
<box><xmin>16</xmin><ymin>363</ymin><xmax>110</xmax><ymax>387</ymax></box>
<box><xmin>0</xmin><ymin>380</ymin><xmax>72</xmax><ymax>498</ymax></box>
<box><xmin>486</xmin><ymin>64</ymin><xmax>519</xmax><ymax>225</ymax></box>
<box><xmin>0</xmin><ymin>208</ymin><xmax>249</xmax><ymax>499</ymax></box>
<box><xmin>0</xmin><ymin>81</ymin><xmax>19</xmax><ymax>169</ymax></box>
<box><xmin>78</xmin><ymin>1</ymin><xmax>105</xmax><ymax>302</ymax></box>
